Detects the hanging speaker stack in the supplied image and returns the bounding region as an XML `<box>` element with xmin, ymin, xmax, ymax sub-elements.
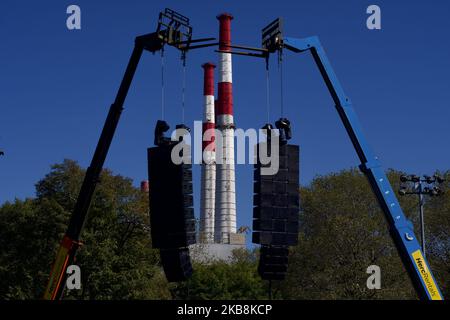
<box><xmin>253</xmin><ymin>142</ymin><xmax>300</xmax><ymax>280</ymax></box>
<box><xmin>148</xmin><ymin>142</ymin><xmax>196</xmax><ymax>282</ymax></box>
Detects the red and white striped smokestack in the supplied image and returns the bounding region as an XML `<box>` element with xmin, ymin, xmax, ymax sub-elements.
<box><xmin>200</xmin><ymin>62</ymin><xmax>216</xmax><ymax>244</ymax></box>
<box><xmin>215</xmin><ymin>13</ymin><xmax>237</xmax><ymax>244</ymax></box>
<box><xmin>214</xmin><ymin>99</ymin><xmax>218</xmax><ymax>125</ymax></box>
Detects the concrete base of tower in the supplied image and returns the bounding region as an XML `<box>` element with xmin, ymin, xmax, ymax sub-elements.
<box><xmin>190</xmin><ymin>235</ymin><xmax>246</xmax><ymax>263</ymax></box>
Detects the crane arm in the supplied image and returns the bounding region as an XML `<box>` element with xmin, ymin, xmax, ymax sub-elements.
<box><xmin>43</xmin><ymin>32</ymin><xmax>162</xmax><ymax>300</ymax></box>
<box><xmin>43</xmin><ymin>8</ymin><xmax>217</xmax><ymax>300</ymax></box>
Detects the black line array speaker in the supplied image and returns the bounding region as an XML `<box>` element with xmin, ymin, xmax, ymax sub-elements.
<box><xmin>148</xmin><ymin>143</ymin><xmax>195</xmax><ymax>282</ymax></box>
<box><xmin>253</xmin><ymin>142</ymin><xmax>300</xmax><ymax>280</ymax></box>
<box><xmin>258</xmin><ymin>245</ymin><xmax>289</xmax><ymax>280</ymax></box>
<box><xmin>159</xmin><ymin>248</ymin><xmax>193</xmax><ymax>282</ymax></box>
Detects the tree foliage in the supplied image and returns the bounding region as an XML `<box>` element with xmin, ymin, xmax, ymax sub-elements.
<box><xmin>281</xmin><ymin>169</ymin><xmax>449</xmax><ymax>299</ymax></box>
<box><xmin>0</xmin><ymin>159</ymin><xmax>170</xmax><ymax>299</ymax></box>
<box><xmin>0</xmin><ymin>162</ymin><xmax>448</xmax><ymax>300</ymax></box>
<box><xmin>172</xmin><ymin>249</ymin><xmax>269</xmax><ymax>300</ymax></box>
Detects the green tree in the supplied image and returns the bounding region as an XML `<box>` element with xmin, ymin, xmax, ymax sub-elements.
<box><xmin>1</xmin><ymin>162</ymin><xmax>448</xmax><ymax>300</ymax></box>
<box><xmin>422</xmin><ymin>171</ymin><xmax>450</xmax><ymax>297</ymax></box>
<box><xmin>281</xmin><ymin>169</ymin><xmax>448</xmax><ymax>299</ymax></box>
<box><xmin>0</xmin><ymin>159</ymin><xmax>170</xmax><ymax>299</ymax></box>
<box><xmin>0</xmin><ymin>198</ymin><xmax>68</xmax><ymax>299</ymax></box>
<box><xmin>172</xmin><ymin>248</ymin><xmax>269</xmax><ymax>300</ymax></box>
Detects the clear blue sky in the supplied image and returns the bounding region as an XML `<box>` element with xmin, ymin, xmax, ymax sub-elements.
<box><xmin>1</xmin><ymin>1</ymin><xmax>450</xmax><ymax>242</ymax></box>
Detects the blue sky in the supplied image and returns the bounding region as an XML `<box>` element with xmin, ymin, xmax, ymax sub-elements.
<box><xmin>1</xmin><ymin>1</ymin><xmax>450</xmax><ymax>242</ymax></box>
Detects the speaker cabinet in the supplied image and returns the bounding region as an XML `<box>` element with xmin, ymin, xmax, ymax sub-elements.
<box><xmin>258</xmin><ymin>245</ymin><xmax>289</xmax><ymax>280</ymax></box>
<box><xmin>253</xmin><ymin>143</ymin><xmax>300</xmax><ymax>280</ymax></box>
<box><xmin>253</xmin><ymin>143</ymin><xmax>300</xmax><ymax>246</ymax></box>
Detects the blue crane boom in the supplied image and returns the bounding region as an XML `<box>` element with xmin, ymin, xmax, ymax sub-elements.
<box><xmin>282</xmin><ymin>36</ymin><xmax>443</xmax><ymax>300</ymax></box>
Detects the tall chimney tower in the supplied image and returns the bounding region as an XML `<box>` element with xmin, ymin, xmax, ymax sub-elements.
<box><xmin>200</xmin><ymin>62</ymin><xmax>216</xmax><ymax>244</ymax></box>
<box><xmin>215</xmin><ymin>13</ymin><xmax>236</xmax><ymax>244</ymax></box>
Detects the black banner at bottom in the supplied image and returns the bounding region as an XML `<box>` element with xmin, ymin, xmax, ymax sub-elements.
<box><xmin>0</xmin><ymin>300</ymin><xmax>447</xmax><ymax>319</ymax></box>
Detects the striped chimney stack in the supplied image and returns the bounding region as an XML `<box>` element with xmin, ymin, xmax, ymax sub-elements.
<box><xmin>215</xmin><ymin>13</ymin><xmax>236</xmax><ymax>244</ymax></box>
<box><xmin>200</xmin><ymin>62</ymin><xmax>216</xmax><ymax>244</ymax></box>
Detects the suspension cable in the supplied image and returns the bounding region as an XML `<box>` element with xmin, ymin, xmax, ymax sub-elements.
<box><xmin>181</xmin><ymin>50</ymin><xmax>187</xmax><ymax>124</ymax></box>
<box><xmin>265</xmin><ymin>58</ymin><xmax>271</xmax><ymax>124</ymax></box>
<box><xmin>160</xmin><ymin>47</ymin><xmax>165</xmax><ymax>120</ymax></box>
<box><xmin>278</xmin><ymin>49</ymin><xmax>284</xmax><ymax>118</ymax></box>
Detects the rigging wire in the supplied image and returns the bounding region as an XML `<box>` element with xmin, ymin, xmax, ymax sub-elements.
<box><xmin>181</xmin><ymin>50</ymin><xmax>187</xmax><ymax>124</ymax></box>
<box><xmin>265</xmin><ymin>58</ymin><xmax>271</xmax><ymax>124</ymax></box>
<box><xmin>278</xmin><ymin>49</ymin><xmax>285</xmax><ymax>118</ymax></box>
<box><xmin>160</xmin><ymin>47</ymin><xmax>165</xmax><ymax>120</ymax></box>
